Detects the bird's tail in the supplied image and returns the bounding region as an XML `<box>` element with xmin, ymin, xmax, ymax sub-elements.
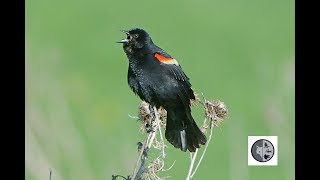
<box><xmin>165</xmin><ymin>105</ymin><xmax>207</xmax><ymax>152</ymax></box>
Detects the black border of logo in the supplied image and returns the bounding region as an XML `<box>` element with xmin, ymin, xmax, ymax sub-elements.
<box><xmin>251</xmin><ymin>139</ymin><xmax>275</xmax><ymax>162</ymax></box>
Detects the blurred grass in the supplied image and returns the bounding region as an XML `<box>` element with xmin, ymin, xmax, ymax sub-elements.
<box><xmin>26</xmin><ymin>0</ymin><xmax>294</xmax><ymax>179</ymax></box>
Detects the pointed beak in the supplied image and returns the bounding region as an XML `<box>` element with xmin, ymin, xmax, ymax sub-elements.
<box><xmin>116</xmin><ymin>29</ymin><xmax>130</xmax><ymax>43</ymax></box>
<box><xmin>116</xmin><ymin>39</ymin><xmax>129</xmax><ymax>43</ymax></box>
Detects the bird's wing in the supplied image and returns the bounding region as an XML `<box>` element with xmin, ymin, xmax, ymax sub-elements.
<box><xmin>154</xmin><ymin>52</ymin><xmax>195</xmax><ymax>104</ymax></box>
<box><xmin>154</xmin><ymin>52</ymin><xmax>190</xmax><ymax>83</ymax></box>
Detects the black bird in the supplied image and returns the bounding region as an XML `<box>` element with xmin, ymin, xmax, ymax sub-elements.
<box><xmin>117</xmin><ymin>28</ymin><xmax>207</xmax><ymax>152</ymax></box>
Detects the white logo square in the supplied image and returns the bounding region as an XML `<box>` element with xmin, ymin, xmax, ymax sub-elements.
<box><xmin>248</xmin><ymin>136</ymin><xmax>278</xmax><ymax>166</ymax></box>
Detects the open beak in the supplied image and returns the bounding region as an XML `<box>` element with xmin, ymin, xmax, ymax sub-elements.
<box><xmin>116</xmin><ymin>30</ymin><xmax>130</xmax><ymax>43</ymax></box>
<box><xmin>116</xmin><ymin>39</ymin><xmax>129</xmax><ymax>43</ymax></box>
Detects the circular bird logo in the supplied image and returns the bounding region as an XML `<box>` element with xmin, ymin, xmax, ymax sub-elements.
<box><xmin>251</xmin><ymin>139</ymin><xmax>275</xmax><ymax>162</ymax></box>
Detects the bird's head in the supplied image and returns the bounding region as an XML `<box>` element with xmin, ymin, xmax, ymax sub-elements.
<box><xmin>117</xmin><ymin>28</ymin><xmax>152</xmax><ymax>49</ymax></box>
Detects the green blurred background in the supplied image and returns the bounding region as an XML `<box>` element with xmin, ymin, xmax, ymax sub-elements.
<box><xmin>25</xmin><ymin>0</ymin><xmax>294</xmax><ymax>179</ymax></box>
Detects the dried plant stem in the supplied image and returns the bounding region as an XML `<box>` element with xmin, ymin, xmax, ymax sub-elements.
<box><xmin>157</xmin><ymin>123</ymin><xmax>166</xmax><ymax>158</ymax></box>
<box><xmin>186</xmin><ymin>116</ymin><xmax>216</xmax><ymax>180</ymax></box>
<box><xmin>49</xmin><ymin>169</ymin><xmax>52</xmax><ymax>180</ymax></box>
<box><xmin>113</xmin><ymin>97</ymin><xmax>227</xmax><ymax>180</ymax></box>
<box><xmin>189</xmin><ymin>153</ymin><xmax>193</xmax><ymax>163</ymax></box>
<box><xmin>131</xmin><ymin>133</ymin><xmax>150</xmax><ymax>179</ymax></box>
<box><xmin>131</xmin><ymin>106</ymin><xmax>162</xmax><ymax>180</ymax></box>
<box><xmin>158</xmin><ymin>125</ymin><xmax>166</xmax><ymax>158</ymax></box>
<box><xmin>186</xmin><ymin>149</ymin><xmax>199</xmax><ymax>180</ymax></box>
<box><xmin>147</xmin><ymin>129</ymin><xmax>157</xmax><ymax>148</ymax></box>
<box><xmin>190</xmin><ymin>122</ymin><xmax>215</xmax><ymax>178</ymax></box>
<box><xmin>112</xmin><ymin>175</ymin><xmax>130</xmax><ymax>180</ymax></box>
<box><xmin>162</xmin><ymin>160</ymin><xmax>176</xmax><ymax>171</ymax></box>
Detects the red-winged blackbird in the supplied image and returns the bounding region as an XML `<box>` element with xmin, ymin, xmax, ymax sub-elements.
<box><xmin>117</xmin><ymin>28</ymin><xmax>207</xmax><ymax>152</ymax></box>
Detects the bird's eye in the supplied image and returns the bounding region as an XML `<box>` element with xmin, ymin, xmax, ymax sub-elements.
<box><xmin>133</xmin><ymin>34</ymin><xmax>139</xmax><ymax>38</ymax></box>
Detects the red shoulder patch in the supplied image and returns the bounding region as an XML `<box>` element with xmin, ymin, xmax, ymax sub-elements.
<box><xmin>154</xmin><ymin>53</ymin><xmax>179</xmax><ymax>65</ymax></box>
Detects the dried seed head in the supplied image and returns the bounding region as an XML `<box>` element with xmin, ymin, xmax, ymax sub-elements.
<box><xmin>212</xmin><ymin>100</ymin><xmax>228</xmax><ymax>119</ymax></box>
<box><xmin>157</xmin><ymin>106</ymin><xmax>167</xmax><ymax>128</ymax></box>
<box><xmin>138</xmin><ymin>101</ymin><xmax>167</xmax><ymax>132</ymax></box>
<box><xmin>138</xmin><ymin>101</ymin><xmax>152</xmax><ymax>122</ymax></box>
<box><xmin>204</xmin><ymin>100</ymin><xmax>228</xmax><ymax>126</ymax></box>
<box><xmin>138</xmin><ymin>101</ymin><xmax>152</xmax><ymax>133</ymax></box>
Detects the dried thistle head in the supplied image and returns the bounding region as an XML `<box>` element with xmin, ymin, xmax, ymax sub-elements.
<box><xmin>138</xmin><ymin>101</ymin><xmax>167</xmax><ymax>132</ymax></box>
<box><xmin>157</xmin><ymin>106</ymin><xmax>167</xmax><ymax>128</ymax></box>
<box><xmin>204</xmin><ymin>100</ymin><xmax>228</xmax><ymax>126</ymax></box>
<box><xmin>138</xmin><ymin>101</ymin><xmax>152</xmax><ymax>133</ymax></box>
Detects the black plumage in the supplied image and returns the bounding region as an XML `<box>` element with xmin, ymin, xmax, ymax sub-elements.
<box><xmin>117</xmin><ymin>28</ymin><xmax>207</xmax><ymax>152</ymax></box>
